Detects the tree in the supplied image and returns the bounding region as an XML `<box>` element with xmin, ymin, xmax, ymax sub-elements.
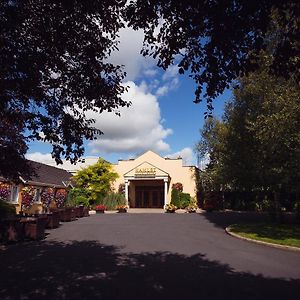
<box><xmin>126</xmin><ymin>0</ymin><xmax>300</xmax><ymax>106</ymax></box>
<box><xmin>72</xmin><ymin>158</ymin><xmax>119</xmax><ymax>204</ymax></box>
<box><xmin>196</xmin><ymin>54</ymin><xmax>300</xmax><ymax>194</ymax></box>
<box><xmin>0</xmin><ymin>0</ymin><xmax>129</xmax><ymax>178</ymax></box>
<box><xmin>195</xmin><ymin>116</ymin><xmax>228</xmax><ymax>191</ymax></box>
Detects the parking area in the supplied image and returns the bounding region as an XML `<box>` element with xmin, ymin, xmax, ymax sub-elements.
<box><xmin>1</xmin><ymin>212</ymin><xmax>300</xmax><ymax>299</ymax></box>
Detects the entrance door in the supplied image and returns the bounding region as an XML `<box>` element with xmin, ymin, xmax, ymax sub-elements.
<box><xmin>135</xmin><ymin>186</ymin><xmax>164</xmax><ymax>208</ymax></box>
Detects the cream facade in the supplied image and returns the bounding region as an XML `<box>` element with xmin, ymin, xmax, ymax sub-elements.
<box><xmin>112</xmin><ymin>151</ymin><xmax>197</xmax><ymax>208</ymax></box>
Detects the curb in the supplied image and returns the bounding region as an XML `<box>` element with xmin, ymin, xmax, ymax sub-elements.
<box><xmin>225</xmin><ymin>226</ymin><xmax>300</xmax><ymax>253</ymax></box>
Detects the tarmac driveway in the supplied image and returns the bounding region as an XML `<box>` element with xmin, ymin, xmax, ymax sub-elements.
<box><xmin>1</xmin><ymin>212</ymin><xmax>300</xmax><ymax>299</ymax></box>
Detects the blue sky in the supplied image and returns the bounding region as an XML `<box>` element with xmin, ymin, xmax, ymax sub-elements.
<box><xmin>26</xmin><ymin>27</ymin><xmax>231</xmax><ymax>167</ymax></box>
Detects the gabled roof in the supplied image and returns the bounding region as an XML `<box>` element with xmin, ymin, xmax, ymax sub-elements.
<box><xmin>1</xmin><ymin>160</ymin><xmax>72</xmax><ymax>188</ymax></box>
<box><xmin>23</xmin><ymin>160</ymin><xmax>72</xmax><ymax>187</ymax></box>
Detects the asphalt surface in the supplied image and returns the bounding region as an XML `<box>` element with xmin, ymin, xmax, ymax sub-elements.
<box><xmin>1</xmin><ymin>212</ymin><xmax>300</xmax><ymax>299</ymax></box>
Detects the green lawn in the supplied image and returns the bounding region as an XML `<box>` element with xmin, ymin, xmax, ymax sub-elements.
<box><xmin>229</xmin><ymin>223</ymin><xmax>300</xmax><ymax>248</ymax></box>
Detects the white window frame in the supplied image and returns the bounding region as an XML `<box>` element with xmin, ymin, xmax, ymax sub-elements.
<box><xmin>10</xmin><ymin>185</ymin><xmax>19</xmax><ymax>204</ymax></box>
<box><xmin>34</xmin><ymin>187</ymin><xmax>42</xmax><ymax>204</ymax></box>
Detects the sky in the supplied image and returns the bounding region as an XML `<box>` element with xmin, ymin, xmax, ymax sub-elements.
<box><xmin>26</xmin><ymin>26</ymin><xmax>232</xmax><ymax>167</ymax></box>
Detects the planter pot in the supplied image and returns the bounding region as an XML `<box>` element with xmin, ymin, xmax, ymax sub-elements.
<box><xmin>0</xmin><ymin>218</ymin><xmax>23</xmax><ymax>243</ymax></box>
<box><xmin>22</xmin><ymin>217</ymin><xmax>46</xmax><ymax>240</ymax></box>
<box><xmin>59</xmin><ymin>208</ymin><xmax>72</xmax><ymax>222</ymax></box>
<box><xmin>83</xmin><ymin>207</ymin><xmax>90</xmax><ymax>217</ymax></box>
<box><xmin>46</xmin><ymin>212</ymin><xmax>60</xmax><ymax>229</ymax></box>
<box><xmin>76</xmin><ymin>206</ymin><xmax>84</xmax><ymax>218</ymax></box>
<box><xmin>70</xmin><ymin>208</ymin><xmax>77</xmax><ymax>221</ymax></box>
<box><xmin>96</xmin><ymin>210</ymin><xmax>105</xmax><ymax>214</ymax></box>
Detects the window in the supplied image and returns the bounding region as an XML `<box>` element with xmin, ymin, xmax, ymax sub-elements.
<box><xmin>10</xmin><ymin>185</ymin><xmax>19</xmax><ymax>204</ymax></box>
<box><xmin>34</xmin><ymin>188</ymin><xmax>42</xmax><ymax>203</ymax></box>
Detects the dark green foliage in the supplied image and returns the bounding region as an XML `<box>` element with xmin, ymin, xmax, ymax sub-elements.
<box><xmin>0</xmin><ymin>200</ymin><xmax>16</xmax><ymax>219</ymax></box>
<box><xmin>171</xmin><ymin>188</ymin><xmax>180</xmax><ymax>208</ymax></box>
<box><xmin>203</xmin><ymin>191</ymin><xmax>222</xmax><ymax>211</ymax></box>
<box><xmin>66</xmin><ymin>188</ymin><xmax>90</xmax><ymax>208</ymax></box>
<box><xmin>126</xmin><ymin>1</ymin><xmax>300</xmax><ymax>105</ymax></box>
<box><xmin>179</xmin><ymin>193</ymin><xmax>191</xmax><ymax>209</ymax></box>
<box><xmin>171</xmin><ymin>188</ymin><xmax>192</xmax><ymax>209</ymax></box>
<box><xmin>1</xmin><ymin>0</ymin><xmax>129</xmax><ymax>178</ymax></box>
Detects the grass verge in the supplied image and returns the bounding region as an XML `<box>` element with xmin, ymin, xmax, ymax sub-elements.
<box><xmin>229</xmin><ymin>223</ymin><xmax>300</xmax><ymax>248</ymax></box>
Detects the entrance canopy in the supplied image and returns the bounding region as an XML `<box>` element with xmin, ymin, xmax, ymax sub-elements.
<box><xmin>123</xmin><ymin>162</ymin><xmax>169</xmax><ymax>208</ymax></box>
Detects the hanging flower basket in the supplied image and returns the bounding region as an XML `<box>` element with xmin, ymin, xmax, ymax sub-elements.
<box><xmin>55</xmin><ymin>189</ymin><xmax>67</xmax><ymax>208</ymax></box>
<box><xmin>41</xmin><ymin>188</ymin><xmax>55</xmax><ymax>212</ymax></box>
<box><xmin>21</xmin><ymin>186</ymin><xmax>35</xmax><ymax>211</ymax></box>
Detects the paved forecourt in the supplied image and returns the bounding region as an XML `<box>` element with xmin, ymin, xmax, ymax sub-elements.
<box><xmin>1</xmin><ymin>212</ymin><xmax>300</xmax><ymax>299</ymax></box>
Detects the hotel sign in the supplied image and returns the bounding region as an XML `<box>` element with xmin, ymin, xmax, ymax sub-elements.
<box><xmin>135</xmin><ymin>167</ymin><xmax>156</xmax><ymax>178</ymax></box>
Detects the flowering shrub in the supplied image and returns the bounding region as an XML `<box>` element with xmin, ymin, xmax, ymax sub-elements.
<box><xmin>41</xmin><ymin>188</ymin><xmax>55</xmax><ymax>210</ymax></box>
<box><xmin>172</xmin><ymin>182</ymin><xmax>183</xmax><ymax>192</ymax></box>
<box><xmin>21</xmin><ymin>186</ymin><xmax>35</xmax><ymax>210</ymax></box>
<box><xmin>186</xmin><ymin>204</ymin><xmax>198</xmax><ymax>213</ymax></box>
<box><xmin>55</xmin><ymin>189</ymin><xmax>68</xmax><ymax>208</ymax></box>
<box><xmin>95</xmin><ymin>204</ymin><xmax>106</xmax><ymax>211</ymax></box>
<box><xmin>164</xmin><ymin>203</ymin><xmax>177</xmax><ymax>212</ymax></box>
<box><xmin>0</xmin><ymin>183</ymin><xmax>11</xmax><ymax>201</ymax></box>
<box><xmin>116</xmin><ymin>204</ymin><xmax>128</xmax><ymax>210</ymax></box>
<box><xmin>118</xmin><ymin>183</ymin><xmax>125</xmax><ymax>195</ymax></box>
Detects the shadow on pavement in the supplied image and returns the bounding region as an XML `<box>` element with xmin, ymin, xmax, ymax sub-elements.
<box><xmin>202</xmin><ymin>211</ymin><xmax>269</xmax><ymax>229</ymax></box>
<box><xmin>1</xmin><ymin>240</ymin><xmax>299</xmax><ymax>299</ymax></box>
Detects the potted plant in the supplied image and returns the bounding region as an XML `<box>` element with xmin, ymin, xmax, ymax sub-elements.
<box><xmin>95</xmin><ymin>204</ymin><xmax>106</xmax><ymax>214</ymax></box>
<box><xmin>186</xmin><ymin>204</ymin><xmax>198</xmax><ymax>213</ymax></box>
<box><xmin>116</xmin><ymin>205</ymin><xmax>128</xmax><ymax>213</ymax></box>
<box><xmin>164</xmin><ymin>203</ymin><xmax>177</xmax><ymax>213</ymax></box>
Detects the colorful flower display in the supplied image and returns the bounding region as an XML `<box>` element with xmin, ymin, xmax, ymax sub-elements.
<box><xmin>0</xmin><ymin>183</ymin><xmax>11</xmax><ymax>201</ymax></box>
<box><xmin>21</xmin><ymin>186</ymin><xmax>35</xmax><ymax>210</ymax></box>
<box><xmin>55</xmin><ymin>189</ymin><xmax>67</xmax><ymax>208</ymax></box>
<box><xmin>41</xmin><ymin>188</ymin><xmax>55</xmax><ymax>210</ymax></box>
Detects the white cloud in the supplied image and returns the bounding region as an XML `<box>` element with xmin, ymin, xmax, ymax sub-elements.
<box><xmin>156</xmin><ymin>85</ymin><xmax>169</xmax><ymax>97</ymax></box>
<box><xmin>109</xmin><ymin>27</ymin><xmax>156</xmax><ymax>81</ymax></box>
<box><xmin>165</xmin><ymin>147</ymin><xmax>195</xmax><ymax>166</ymax></box>
<box><xmin>162</xmin><ymin>65</ymin><xmax>180</xmax><ymax>81</ymax></box>
<box><xmin>87</xmin><ymin>81</ymin><xmax>172</xmax><ymax>154</ymax></box>
<box><xmin>156</xmin><ymin>77</ymin><xmax>180</xmax><ymax>97</ymax></box>
<box><xmin>143</xmin><ymin>69</ymin><xmax>158</xmax><ymax>77</ymax></box>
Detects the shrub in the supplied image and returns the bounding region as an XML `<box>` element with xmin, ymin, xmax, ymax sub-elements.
<box><xmin>66</xmin><ymin>188</ymin><xmax>90</xmax><ymax>207</ymax></box>
<box><xmin>203</xmin><ymin>191</ymin><xmax>222</xmax><ymax>211</ymax></box>
<box><xmin>246</xmin><ymin>201</ymin><xmax>261</xmax><ymax>212</ymax></box>
<box><xmin>0</xmin><ymin>200</ymin><xmax>16</xmax><ymax>219</ymax></box>
<box><xmin>102</xmin><ymin>193</ymin><xmax>126</xmax><ymax>210</ymax></box>
<box><xmin>179</xmin><ymin>193</ymin><xmax>191</xmax><ymax>209</ymax></box>
<box><xmin>171</xmin><ymin>188</ymin><xmax>181</xmax><ymax>207</ymax></box>
<box><xmin>233</xmin><ymin>199</ymin><xmax>246</xmax><ymax>211</ymax></box>
<box><xmin>293</xmin><ymin>201</ymin><xmax>300</xmax><ymax>221</ymax></box>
